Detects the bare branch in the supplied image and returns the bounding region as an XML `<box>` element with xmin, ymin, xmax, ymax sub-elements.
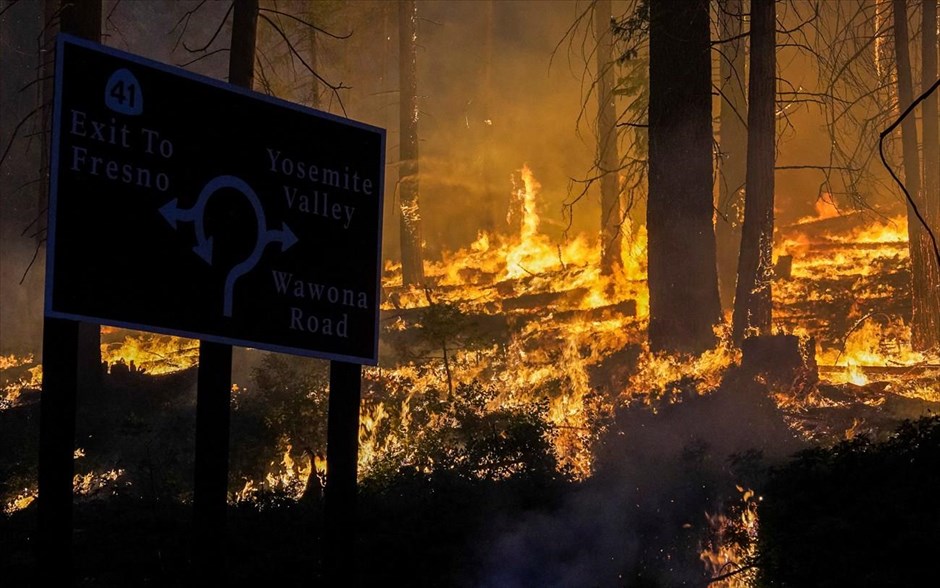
<box><xmin>1</xmin><ymin>0</ymin><xmax>21</xmax><ymax>17</ymax></box>
<box><xmin>19</xmin><ymin>238</ymin><xmax>46</xmax><ymax>285</ymax></box>
<box><xmin>177</xmin><ymin>47</ymin><xmax>229</xmax><ymax>68</ymax></box>
<box><xmin>879</xmin><ymin>77</ymin><xmax>940</xmax><ymax>268</ymax></box>
<box><xmin>170</xmin><ymin>0</ymin><xmax>208</xmax><ymax>51</ymax></box>
<box><xmin>258</xmin><ymin>12</ymin><xmax>349</xmax><ymax>116</ymax></box>
<box><xmin>183</xmin><ymin>2</ymin><xmax>234</xmax><ymax>53</ymax></box>
<box><xmin>105</xmin><ymin>0</ymin><xmax>121</xmax><ymax>23</ymax></box>
<box><xmin>257</xmin><ymin>7</ymin><xmax>351</xmax><ymax>39</ymax></box>
<box><xmin>0</xmin><ymin>105</ymin><xmax>41</xmax><ymax>170</ymax></box>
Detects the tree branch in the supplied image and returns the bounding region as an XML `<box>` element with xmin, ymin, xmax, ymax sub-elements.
<box><xmin>879</xmin><ymin>77</ymin><xmax>940</xmax><ymax>268</ymax></box>
<box><xmin>258</xmin><ymin>12</ymin><xmax>349</xmax><ymax>116</ymax></box>
<box><xmin>257</xmin><ymin>7</ymin><xmax>351</xmax><ymax>39</ymax></box>
<box><xmin>182</xmin><ymin>1</ymin><xmax>233</xmax><ymax>53</ymax></box>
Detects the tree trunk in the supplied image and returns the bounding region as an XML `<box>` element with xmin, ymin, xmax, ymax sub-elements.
<box><xmin>481</xmin><ymin>0</ymin><xmax>499</xmax><ymax>234</ymax></box>
<box><xmin>596</xmin><ymin>0</ymin><xmax>623</xmax><ymax>275</ymax></box>
<box><xmin>732</xmin><ymin>0</ymin><xmax>776</xmax><ymax>344</ymax></box>
<box><xmin>647</xmin><ymin>0</ymin><xmax>721</xmax><ymax>354</ymax></box>
<box><xmin>894</xmin><ymin>0</ymin><xmax>940</xmax><ymax>351</ymax></box>
<box><xmin>39</xmin><ymin>0</ymin><xmax>57</xmax><ymax>248</ymax></box>
<box><xmin>399</xmin><ymin>0</ymin><xmax>425</xmax><ymax>285</ymax></box>
<box><xmin>60</xmin><ymin>0</ymin><xmax>100</xmax><ymax>39</ymax></box>
<box><xmin>307</xmin><ymin>7</ymin><xmax>320</xmax><ymax>109</ymax></box>
<box><xmin>920</xmin><ymin>0</ymin><xmax>940</xmax><ymax>350</ymax></box>
<box><xmin>716</xmin><ymin>0</ymin><xmax>747</xmax><ymax>311</ymax></box>
<box><xmin>229</xmin><ymin>0</ymin><xmax>257</xmax><ymax>89</ymax></box>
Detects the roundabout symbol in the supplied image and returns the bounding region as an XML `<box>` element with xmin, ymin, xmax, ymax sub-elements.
<box><xmin>159</xmin><ymin>175</ymin><xmax>297</xmax><ymax>317</ymax></box>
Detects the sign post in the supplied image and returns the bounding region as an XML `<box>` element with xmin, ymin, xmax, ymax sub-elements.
<box><xmin>193</xmin><ymin>339</ymin><xmax>233</xmax><ymax>579</ymax></box>
<box><xmin>44</xmin><ymin>34</ymin><xmax>385</xmax><ymax>581</ymax></box>
<box><xmin>324</xmin><ymin>361</ymin><xmax>363</xmax><ymax>584</ymax></box>
<box><xmin>37</xmin><ymin>318</ymin><xmax>79</xmax><ymax>583</ymax></box>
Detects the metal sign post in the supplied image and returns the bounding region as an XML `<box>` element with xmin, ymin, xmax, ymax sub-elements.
<box><xmin>324</xmin><ymin>361</ymin><xmax>363</xmax><ymax>584</ymax></box>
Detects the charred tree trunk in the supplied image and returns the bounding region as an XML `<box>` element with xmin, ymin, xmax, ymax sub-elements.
<box><xmin>647</xmin><ymin>0</ymin><xmax>721</xmax><ymax>354</ymax></box>
<box><xmin>596</xmin><ymin>0</ymin><xmax>623</xmax><ymax>275</ymax></box>
<box><xmin>894</xmin><ymin>0</ymin><xmax>940</xmax><ymax>350</ymax></box>
<box><xmin>920</xmin><ymin>0</ymin><xmax>940</xmax><ymax>350</ymax></box>
<box><xmin>716</xmin><ymin>0</ymin><xmax>747</xmax><ymax>311</ymax></box>
<box><xmin>399</xmin><ymin>0</ymin><xmax>425</xmax><ymax>286</ymax></box>
<box><xmin>732</xmin><ymin>0</ymin><xmax>776</xmax><ymax>344</ymax></box>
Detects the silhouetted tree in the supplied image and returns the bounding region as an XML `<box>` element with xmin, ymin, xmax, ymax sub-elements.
<box><xmin>920</xmin><ymin>0</ymin><xmax>940</xmax><ymax>350</ymax></box>
<box><xmin>596</xmin><ymin>0</ymin><xmax>623</xmax><ymax>276</ymax></box>
<box><xmin>732</xmin><ymin>0</ymin><xmax>776</xmax><ymax>344</ymax></box>
<box><xmin>480</xmin><ymin>0</ymin><xmax>499</xmax><ymax>235</ymax></box>
<box><xmin>715</xmin><ymin>0</ymin><xmax>747</xmax><ymax>311</ymax></box>
<box><xmin>647</xmin><ymin>0</ymin><xmax>721</xmax><ymax>353</ymax></box>
<box><xmin>398</xmin><ymin>0</ymin><xmax>424</xmax><ymax>286</ymax></box>
<box><xmin>894</xmin><ymin>0</ymin><xmax>940</xmax><ymax>351</ymax></box>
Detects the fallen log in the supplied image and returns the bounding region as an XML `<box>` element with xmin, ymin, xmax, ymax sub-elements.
<box><xmin>500</xmin><ymin>287</ymin><xmax>590</xmax><ymax>312</ymax></box>
<box><xmin>818</xmin><ymin>364</ymin><xmax>940</xmax><ymax>378</ymax></box>
<box><xmin>552</xmin><ymin>299</ymin><xmax>637</xmax><ymax>322</ymax></box>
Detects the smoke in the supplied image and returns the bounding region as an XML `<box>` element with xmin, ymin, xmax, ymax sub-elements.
<box><xmin>473</xmin><ymin>372</ymin><xmax>805</xmax><ymax>587</ymax></box>
<box><xmin>0</xmin><ymin>3</ymin><xmax>45</xmax><ymax>356</ymax></box>
<box><xmin>398</xmin><ymin>0</ymin><xmax>602</xmax><ymax>255</ymax></box>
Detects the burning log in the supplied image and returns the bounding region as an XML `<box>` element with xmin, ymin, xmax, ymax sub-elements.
<box><xmin>500</xmin><ymin>287</ymin><xmax>589</xmax><ymax>312</ymax></box>
<box><xmin>777</xmin><ymin>211</ymin><xmax>870</xmax><ymax>240</ymax></box>
<box><xmin>799</xmin><ymin>241</ymin><xmax>908</xmax><ymax>252</ymax></box>
<box><xmin>552</xmin><ymin>299</ymin><xmax>637</xmax><ymax>322</ymax></box>
<box><xmin>818</xmin><ymin>364</ymin><xmax>940</xmax><ymax>377</ymax></box>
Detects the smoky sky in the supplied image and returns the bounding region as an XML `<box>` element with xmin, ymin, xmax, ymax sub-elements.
<box><xmin>0</xmin><ymin>0</ymin><xmax>912</xmax><ymax>355</ymax></box>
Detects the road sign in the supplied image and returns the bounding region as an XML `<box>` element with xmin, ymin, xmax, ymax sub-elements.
<box><xmin>46</xmin><ymin>35</ymin><xmax>385</xmax><ymax>364</ymax></box>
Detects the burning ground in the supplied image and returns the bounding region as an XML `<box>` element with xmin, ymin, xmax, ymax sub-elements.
<box><xmin>2</xmin><ymin>165</ymin><xmax>938</xmax><ymax>586</ymax></box>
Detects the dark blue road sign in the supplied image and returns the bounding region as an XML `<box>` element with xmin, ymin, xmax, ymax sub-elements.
<box><xmin>46</xmin><ymin>35</ymin><xmax>385</xmax><ymax>364</ymax></box>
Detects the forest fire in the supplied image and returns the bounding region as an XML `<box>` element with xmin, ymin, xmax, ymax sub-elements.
<box><xmin>2</xmin><ymin>162</ymin><xmax>934</xmax><ymax>588</ymax></box>
<box><xmin>3</xmin><ymin>0</ymin><xmax>940</xmax><ymax>584</ymax></box>
<box><xmin>375</xmin><ymin>164</ymin><xmax>647</xmax><ymax>477</ymax></box>
<box><xmin>3</xmin><ymin>166</ymin><xmax>929</xmax><ymax>484</ymax></box>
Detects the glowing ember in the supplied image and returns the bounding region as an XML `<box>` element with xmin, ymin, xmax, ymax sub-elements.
<box><xmin>3</xmin><ymin>490</ymin><xmax>36</xmax><ymax>515</ymax></box>
<box><xmin>100</xmin><ymin>332</ymin><xmax>199</xmax><ymax>375</ymax></box>
<box><xmin>0</xmin><ymin>354</ymin><xmax>34</xmax><ymax>370</ymax></box>
<box><xmin>73</xmin><ymin>469</ymin><xmax>126</xmax><ymax>497</ymax></box>
<box><xmin>234</xmin><ymin>438</ymin><xmax>316</xmax><ymax>503</ymax></box>
<box><xmin>1</xmin><ymin>356</ymin><xmax>42</xmax><ymax>411</ymax></box>
<box><xmin>700</xmin><ymin>486</ymin><xmax>760</xmax><ymax>587</ymax></box>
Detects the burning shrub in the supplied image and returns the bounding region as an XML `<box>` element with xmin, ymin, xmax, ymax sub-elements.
<box><xmin>362</xmin><ymin>380</ymin><xmax>566</xmax><ymax>487</ymax></box>
<box><xmin>231</xmin><ymin>353</ymin><xmax>329</xmax><ymax>504</ymax></box>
